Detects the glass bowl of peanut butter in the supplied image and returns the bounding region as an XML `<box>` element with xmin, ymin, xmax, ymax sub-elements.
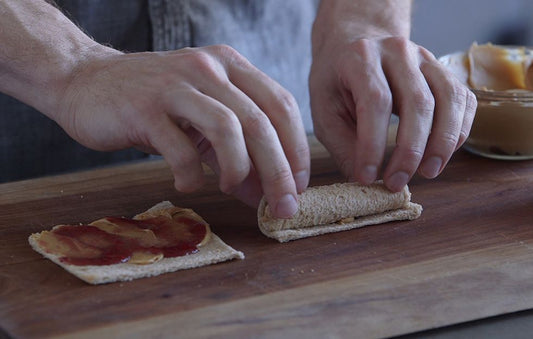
<box><xmin>440</xmin><ymin>43</ymin><xmax>533</xmax><ymax>160</ymax></box>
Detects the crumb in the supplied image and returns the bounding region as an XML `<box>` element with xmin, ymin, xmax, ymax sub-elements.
<box><xmin>337</xmin><ymin>217</ymin><xmax>355</xmax><ymax>224</ymax></box>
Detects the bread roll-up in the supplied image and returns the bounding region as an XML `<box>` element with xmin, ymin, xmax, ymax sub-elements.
<box><xmin>258</xmin><ymin>181</ymin><xmax>422</xmax><ymax>242</ymax></box>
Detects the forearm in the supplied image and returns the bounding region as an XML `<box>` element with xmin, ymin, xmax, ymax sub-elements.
<box><xmin>0</xmin><ymin>0</ymin><xmax>115</xmax><ymax>118</ymax></box>
<box><xmin>312</xmin><ymin>0</ymin><xmax>412</xmax><ymax>55</ymax></box>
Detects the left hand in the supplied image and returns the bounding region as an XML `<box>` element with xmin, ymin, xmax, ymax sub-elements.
<box><xmin>309</xmin><ymin>2</ymin><xmax>477</xmax><ymax>192</ymax></box>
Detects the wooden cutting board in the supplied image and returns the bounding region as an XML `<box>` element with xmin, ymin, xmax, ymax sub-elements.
<box><xmin>1</xmin><ymin>138</ymin><xmax>533</xmax><ymax>338</ymax></box>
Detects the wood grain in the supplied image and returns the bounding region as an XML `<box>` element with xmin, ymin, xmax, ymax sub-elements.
<box><xmin>1</xmin><ymin>135</ymin><xmax>533</xmax><ymax>338</ymax></box>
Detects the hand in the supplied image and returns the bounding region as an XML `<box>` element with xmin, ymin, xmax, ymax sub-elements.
<box><xmin>54</xmin><ymin>45</ymin><xmax>310</xmax><ymax>217</ymax></box>
<box><xmin>309</xmin><ymin>3</ymin><xmax>477</xmax><ymax>191</ymax></box>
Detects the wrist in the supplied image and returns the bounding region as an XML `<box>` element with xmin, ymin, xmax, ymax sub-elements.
<box><xmin>47</xmin><ymin>43</ymin><xmax>121</xmax><ymax>119</ymax></box>
<box><xmin>0</xmin><ymin>1</ymin><xmax>120</xmax><ymax>121</ymax></box>
<box><xmin>312</xmin><ymin>0</ymin><xmax>412</xmax><ymax>56</ymax></box>
<box><xmin>27</xmin><ymin>41</ymin><xmax>121</xmax><ymax>122</ymax></box>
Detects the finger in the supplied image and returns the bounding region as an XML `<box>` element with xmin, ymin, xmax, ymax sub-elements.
<box><xmin>218</xmin><ymin>84</ymin><xmax>299</xmax><ymax>218</ymax></box>
<box><xmin>227</xmin><ymin>168</ymin><xmax>264</xmax><ymax>208</ymax></box>
<box><xmin>163</xmin><ymin>88</ymin><xmax>250</xmax><ymax>194</ymax></box>
<box><xmin>194</xmin><ymin>138</ymin><xmax>263</xmax><ymax>208</ymax></box>
<box><xmin>145</xmin><ymin>114</ymin><xmax>205</xmax><ymax>192</ymax></box>
<box><xmin>418</xmin><ymin>57</ymin><xmax>468</xmax><ymax>178</ymax></box>
<box><xmin>309</xmin><ymin>66</ymin><xmax>358</xmax><ymax>182</ymax></box>
<box><xmin>192</xmin><ymin>46</ymin><xmax>302</xmax><ymax>218</ymax></box>
<box><xmin>381</xmin><ymin>41</ymin><xmax>435</xmax><ymax>192</ymax></box>
<box><xmin>202</xmin><ymin>145</ymin><xmax>264</xmax><ymax>208</ymax></box>
<box><xmin>220</xmin><ymin>45</ymin><xmax>311</xmax><ymax>194</ymax></box>
<box><xmin>312</xmin><ymin>100</ymin><xmax>359</xmax><ymax>181</ymax></box>
<box><xmin>177</xmin><ymin>45</ymin><xmax>301</xmax><ymax>217</ymax></box>
<box><xmin>457</xmin><ymin>88</ymin><xmax>477</xmax><ymax>150</ymax></box>
<box><xmin>344</xmin><ymin>39</ymin><xmax>393</xmax><ymax>184</ymax></box>
<box><xmin>172</xmin><ymin>72</ymin><xmax>298</xmax><ymax>217</ymax></box>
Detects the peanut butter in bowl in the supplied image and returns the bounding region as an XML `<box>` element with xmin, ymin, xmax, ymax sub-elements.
<box><xmin>440</xmin><ymin>43</ymin><xmax>533</xmax><ymax>160</ymax></box>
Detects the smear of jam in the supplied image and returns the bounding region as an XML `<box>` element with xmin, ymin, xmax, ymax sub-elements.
<box><xmin>39</xmin><ymin>213</ymin><xmax>208</xmax><ymax>266</ymax></box>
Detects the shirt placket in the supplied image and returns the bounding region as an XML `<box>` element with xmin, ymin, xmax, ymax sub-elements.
<box><xmin>148</xmin><ymin>0</ymin><xmax>192</xmax><ymax>51</ymax></box>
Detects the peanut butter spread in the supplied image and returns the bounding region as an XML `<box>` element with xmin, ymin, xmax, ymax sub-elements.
<box><xmin>466</xmin><ymin>43</ymin><xmax>533</xmax><ymax>91</ymax></box>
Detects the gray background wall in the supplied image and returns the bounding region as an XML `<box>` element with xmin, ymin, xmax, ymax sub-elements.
<box><xmin>411</xmin><ymin>0</ymin><xmax>533</xmax><ymax>57</ymax></box>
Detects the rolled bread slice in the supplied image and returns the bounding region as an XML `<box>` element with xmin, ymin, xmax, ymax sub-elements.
<box><xmin>29</xmin><ymin>201</ymin><xmax>244</xmax><ymax>284</ymax></box>
<box><xmin>258</xmin><ymin>181</ymin><xmax>422</xmax><ymax>242</ymax></box>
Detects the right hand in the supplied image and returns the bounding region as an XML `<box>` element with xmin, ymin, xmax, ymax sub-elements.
<box><xmin>53</xmin><ymin>45</ymin><xmax>310</xmax><ymax>218</ymax></box>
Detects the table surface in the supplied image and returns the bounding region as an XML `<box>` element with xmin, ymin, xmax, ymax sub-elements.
<box><xmin>1</xmin><ymin>135</ymin><xmax>533</xmax><ymax>339</ymax></box>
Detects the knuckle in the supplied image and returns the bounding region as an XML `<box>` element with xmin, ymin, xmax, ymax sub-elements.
<box><xmin>336</xmin><ymin>155</ymin><xmax>355</xmax><ymax>180</ymax></box>
<box><xmin>395</xmin><ymin>143</ymin><xmax>425</xmax><ymax>164</ymax></box>
<box><xmin>384</xmin><ymin>36</ymin><xmax>411</xmax><ymax>53</ymax></box>
<box><xmin>349</xmin><ymin>38</ymin><xmax>374</xmax><ymax>57</ymax></box>
<box><xmin>344</xmin><ymin>39</ymin><xmax>378</xmax><ymax>68</ymax></box>
<box><xmin>419</xmin><ymin>46</ymin><xmax>436</xmax><ymax>60</ymax></box>
<box><xmin>211</xmin><ymin>44</ymin><xmax>239</xmax><ymax>57</ymax></box>
<box><xmin>211</xmin><ymin>44</ymin><xmax>249</xmax><ymax>67</ymax></box>
<box><xmin>242</xmin><ymin>112</ymin><xmax>273</xmax><ymax>139</ymax></box>
<box><xmin>360</xmin><ymin>88</ymin><xmax>392</xmax><ymax>115</ymax></box>
<box><xmin>185</xmin><ymin>50</ymin><xmax>226</xmax><ymax>82</ymax></box>
<box><xmin>270</xmin><ymin>89</ymin><xmax>301</xmax><ymax>126</ymax></box>
<box><xmin>412</xmin><ymin>90</ymin><xmax>435</xmax><ymax>116</ymax></box>
<box><xmin>452</xmin><ymin>88</ymin><xmax>469</xmax><ymax>108</ymax></box>
<box><xmin>187</xmin><ymin>50</ymin><xmax>213</xmax><ymax>69</ymax></box>
<box><xmin>275</xmin><ymin>89</ymin><xmax>299</xmax><ymax>114</ymax></box>
<box><xmin>207</xmin><ymin>110</ymin><xmax>241</xmax><ymax>140</ymax></box>
<box><xmin>445</xmin><ymin>83</ymin><xmax>469</xmax><ymax>107</ymax></box>
<box><xmin>288</xmin><ymin>142</ymin><xmax>311</xmax><ymax>175</ymax></box>
<box><xmin>292</xmin><ymin>142</ymin><xmax>311</xmax><ymax>163</ymax></box>
<box><xmin>267</xmin><ymin>167</ymin><xmax>294</xmax><ymax>187</ymax></box>
<box><xmin>436</xmin><ymin>130</ymin><xmax>460</xmax><ymax>150</ymax></box>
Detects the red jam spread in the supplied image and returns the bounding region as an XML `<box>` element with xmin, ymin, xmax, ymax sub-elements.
<box><xmin>36</xmin><ymin>209</ymin><xmax>210</xmax><ymax>266</ymax></box>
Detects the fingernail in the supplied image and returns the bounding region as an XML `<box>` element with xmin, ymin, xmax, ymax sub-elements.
<box><xmin>360</xmin><ymin>165</ymin><xmax>377</xmax><ymax>184</ymax></box>
<box><xmin>294</xmin><ymin>170</ymin><xmax>309</xmax><ymax>193</ymax></box>
<box><xmin>274</xmin><ymin>194</ymin><xmax>298</xmax><ymax>219</ymax></box>
<box><xmin>387</xmin><ymin>171</ymin><xmax>409</xmax><ymax>192</ymax></box>
<box><xmin>420</xmin><ymin>156</ymin><xmax>442</xmax><ymax>178</ymax></box>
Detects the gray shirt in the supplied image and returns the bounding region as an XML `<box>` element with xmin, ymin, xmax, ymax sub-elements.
<box><xmin>0</xmin><ymin>0</ymin><xmax>317</xmax><ymax>182</ymax></box>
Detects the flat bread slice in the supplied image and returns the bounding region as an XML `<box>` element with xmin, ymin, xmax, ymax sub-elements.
<box><xmin>258</xmin><ymin>181</ymin><xmax>422</xmax><ymax>242</ymax></box>
<box><xmin>29</xmin><ymin>201</ymin><xmax>244</xmax><ymax>284</ymax></box>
